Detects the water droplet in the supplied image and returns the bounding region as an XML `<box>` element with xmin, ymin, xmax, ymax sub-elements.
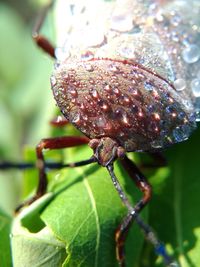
<box><xmin>129</xmin><ymin>87</ymin><xmax>138</xmax><ymax>95</ymax></box>
<box><xmin>72</xmin><ymin>113</ymin><xmax>80</xmax><ymax>123</ymax></box>
<box><xmin>132</xmin><ymin>105</ymin><xmax>139</xmax><ymax>113</ymax></box>
<box><xmin>85</xmin><ymin>64</ymin><xmax>94</xmax><ymax>72</ymax></box>
<box><xmin>148</xmin><ymin>121</ymin><xmax>159</xmax><ymax>132</ymax></box>
<box><xmin>96</xmin><ymin>117</ymin><xmax>106</xmax><ymax>127</ymax></box>
<box><xmin>144</xmin><ymin>81</ymin><xmax>154</xmax><ymax>91</ymax></box>
<box><xmin>182</xmin><ymin>44</ymin><xmax>200</xmax><ymax>64</ymax></box>
<box><xmin>83</xmin><ymin>115</ymin><xmax>88</xmax><ymax>121</ymax></box>
<box><xmin>113</xmin><ymin>88</ymin><xmax>120</xmax><ymax>95</ymax></box>
<box><xmin>115</xmin><ymin>108</ymin><xmax>122</xmax><ymax>116</ymax></box>
<box><xmin>55</xmin><ymin>46</ymin><xmax>70</xmax><ymax>61</ymax></box>
<box><xmin>174</xmin><ymin>78</ymin><xmax>186</xmax><ymax>91</ymax></box>
<box><xmin>147</xmin><ymin>105</ymin><xmax>155</xmax><ymax>113</ymax></box>
<box><xmin>171</xmin><ymin>31</ymin><xmax>179</xmax><ymax>42</ymax></box>
<box><xmin>173</xmin><ymin>125</ymin><xmax>190</xmax><ymax>143</ymax></box>
<box><xmin>195</xmin><ymin>110</ymin><xmax>200</xmax><ymax>121</ymax></box>
<box><xmin>152</xmin><ymin>90</ymin><xmax>159</xmax><ymax>99</ymax></box>
<box><xmin>178</xmin><ymin>111</ymin><xmax>186</xmax><ymax>120</ymax></box>
<box><xmin>182</xmin><ymin>99</ymin><xmax>193</xmax><ymax>110</ymax></box>
<box><xmin>80</xmin><ymin>103</ymin><xmax>85</xmax><ymax>110</ymax></box>
<box><xmin>101</xmin><ymin>103</ymin><xmax>109</xmax><ymax>111</ymax></box>
<box><xmin>154</xmin><ymin>113</ymin><xmax>160</xmax><ymax>120</ymax></box>
<box><xmin>81</xmin><ymin>51</ymin><xmax>94</xmax><ymax>60</ymax></box>
<box><xmin>89</xmin><ymin>79</ymin><xmax>95</xmax><ymax>85</ymax></box>
<box><xmin>191</xmin><ymin>78</ymin><xmax>200</xmax><ymax>97</ymax></box>
<box><xmin>172</xmin><ymin>112</ymin><xmax>177</xmax><ymax>118</ymax></box>
<box><xmin>69</xmin><ymin>87</ymin><xmax>78</xmax><ymax>97</ymax></box>
<box><xmin>171</xmin><ymin>14</ymin><xmax>181</xmax><ymax>26</ymax></box>
<box><xmin>151</xmin><ymin>140</ymin><xmax>163</xmax><ymax>149</ymax></box>
<box><xmin>119</xmin><ymin>46</ymin><xmax>135</xmax><ymax>59</ymax></box>
<box><xmin>123</xmin><ymin>95</ymin><xmax>130</xmax><ymax>104</ymax></box>
<box><xmin>90</xmin><ymin>89</ymin><xmax>99</xmax><ymax>99</ymax></box>
<box><xmin>104</xmin><ymin>84</ymin><xmax>112</xmax><ymax>92</ymax></box>
<box><xmin>83</xmin><ymin>28</ymin><xmax>105</xmax><ymax>47</ymax></box>
<box><xmin>188</xmin><ymin>112</ymin><xmax>196</xmax><ymax>122</ymax></box>
<box><xmin>122</xmin><ymin>113</ymin><xmax>129</xmax><ymax>125</ymax></box>
<box><xmin>54</xmin><ymin>62</ymin><xmax>61</xmax><ymax>70</ymax></box>
<box><xmin>109</xmin><ymin>63</ymin><xmax>120</xmax><ymax>73</ymax></box>
<box><xmin>50</xmin><ymin>75</ymin><xmax>57</xmax><ymax>86</ymax></box>
<box><xmin>155</xmin><ymin>12</ymin><xmax>164</xmax><ymax>22</ymax></box>
<box><xmin>56</xmin><ymin>116</ymin><xmax>63</xmax><ymax>123</ymax></box>
<box><xmin>165</xmin><ymin>105</ymin><xmax>176</xmax><ymax>114</ymax></box>
<box><xmin>138</xmin><ymin>111</ymin><xmax>143</xmax><ymax>117</ymax></box>
<box><xmin>110</xmin><ymin>15</ymin><xmax>133</xmax><ymax>32</ymax></box>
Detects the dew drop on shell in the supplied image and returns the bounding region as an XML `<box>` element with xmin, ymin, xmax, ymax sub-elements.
<box><xmin>174</xmin><ymin>78</ymin><xmax>186</xmax><ymax>91</ymax></box>
<box><xmin>50</xmin><ymin>75</ymin><xmax>57</xmax><ymax>86</ymax></box>
<box><xmin>110</xmin><ymin>14</ymin><xmax>133</xmax><ymax>32</ymax></box>
<box><xmin>191</xmin><ymin>78</ymin><xmax>200</xmax><ymax>97</ymax></box>
<box><xmin>72</xmin><ymin>113</ymin><xmax>80</xmax><ymax>123</ymax></box>
<box><xmin>182</xmin><ymin>44</ymin><xmax>200</xmax><ymax>64</ymax></box>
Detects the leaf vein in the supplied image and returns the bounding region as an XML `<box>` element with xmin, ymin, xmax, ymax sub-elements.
<box><xmin>84</xmin><ymin>177</ymin><xmax>100</xmax><ymax>267</ymax></box>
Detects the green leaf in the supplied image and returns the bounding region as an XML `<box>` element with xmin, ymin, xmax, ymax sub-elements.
<box><xmin>11</xmin><ymin>145</ymin><xmax>147</xmax><ymax>267</ymax></box>
<box><xmin>0</xmin><ymin>209</ymin><xmax>12</xmax><ymax>267</ymax></box>
<box><xmin>141</xmin><ymin>126</ymin><xmax>200</xmax><ymax>267</ymax></box>
<box><xmin>11</xmin><ymin>194</ymin><xmax>67</xmax><ymax>267</ymax></box>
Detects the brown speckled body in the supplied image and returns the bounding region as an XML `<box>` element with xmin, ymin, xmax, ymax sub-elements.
<box><xmin>51</xmin><ymin>58</ymin><xmax>194</xmax><ymax>152</ymax></box>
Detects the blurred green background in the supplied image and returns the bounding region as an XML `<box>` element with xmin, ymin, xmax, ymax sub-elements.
<box><xmin>0</xmin><ymin>0</ymin><xmax>55</xmax><ymax>212</ymax></box>
<box><xmin>0</xmin><ymin>1</ymin><xmax>200</xmax><ymax>267</ymax></box>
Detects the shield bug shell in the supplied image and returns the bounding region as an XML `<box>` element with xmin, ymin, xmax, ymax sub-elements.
<box><xmin>51</xmin><ymin>0</ymin><xmax>200</xmax><ymax>152</ymax></box>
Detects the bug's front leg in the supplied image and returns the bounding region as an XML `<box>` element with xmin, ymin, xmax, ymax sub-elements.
<box><xmin>107</xmin><ymin>156</ymin><xmax>175</xmax><ymax>267</ymax></box>
<box><xmin>15</xmin><ymin>135</ymin><xmax>92</xmax><ymax>212</ymax></box>
<box><xmin>115</xmin><ymin>156</ymin><xmax>152</xmax><ymax>266</ymax></box>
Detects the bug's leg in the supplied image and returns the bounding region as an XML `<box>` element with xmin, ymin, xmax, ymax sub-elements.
<box><xmin>107</xmin><ymin>157</ymin><xmax>152</xmax><ymax>266</ymax></box>
<box><xmin>32</xmin><ymin>0</ymin><xmax>56</xmax><ymax>58</ymax></box>
<box><xmin>115</xmin><ymin>156</ymin><xmax>152</xmax><ymax>266</ymax></box>
<box><xmin>50</xmin><ymin>115</ymin><xmax>69</xmax><ymax>127</ymax></box>
<box><xmin>36</xmin><ymin>136</ymin><xmax>91</xmax><ymax>197</ymax></box>
<box><xmin>112</xmin><ymin>156</ymin><xmax>175</xmax><ymax>266</ymax></box>
<box><xmin>149</xmin><ymin>152</ymin><xmax>167</xmax><ymax>166</ymax></box>
<box><xmin>16</xmin><ymin>136</ymin><xmax>94</xmax><ymax>212</ymax></box>
<box><xmin>138</xmin><ymin>152</ymin><xmax>167</xmax><ymax>170</ymax></box>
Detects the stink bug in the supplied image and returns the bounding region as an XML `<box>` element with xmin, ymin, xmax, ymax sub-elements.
<box><xmin>1</xmin><ymin>1</ymin><xmax>200</xmax><ymax>266</ymax></box>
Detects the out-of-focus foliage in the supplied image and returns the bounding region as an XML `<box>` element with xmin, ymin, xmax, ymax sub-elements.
<box><xmin>0</xmin><ymin>1</ymin><xmax>54</xmax><ymax>212</ymax></box>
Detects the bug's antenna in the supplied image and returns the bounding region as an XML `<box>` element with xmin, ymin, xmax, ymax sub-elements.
<box><xmin>0</xmin><ymin>162</ymin><xmax>35</xmax><ymax>170</ymax></box>
<box><xmin>0</xmin><ymin>157</ymin><xmax>96</xmax><ymax>171</ymax></box>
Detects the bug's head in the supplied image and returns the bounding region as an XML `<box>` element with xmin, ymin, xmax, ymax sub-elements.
<box><xmin>89</xmin><ymin>137</ymin><xmax>125</xmax><ymax>167</ymax></box>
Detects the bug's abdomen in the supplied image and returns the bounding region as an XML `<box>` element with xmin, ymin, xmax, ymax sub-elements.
<box><xmin>51</xmin><ymin>59</ymin><xmax>195</xmax><ymax>152</ymax></box>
